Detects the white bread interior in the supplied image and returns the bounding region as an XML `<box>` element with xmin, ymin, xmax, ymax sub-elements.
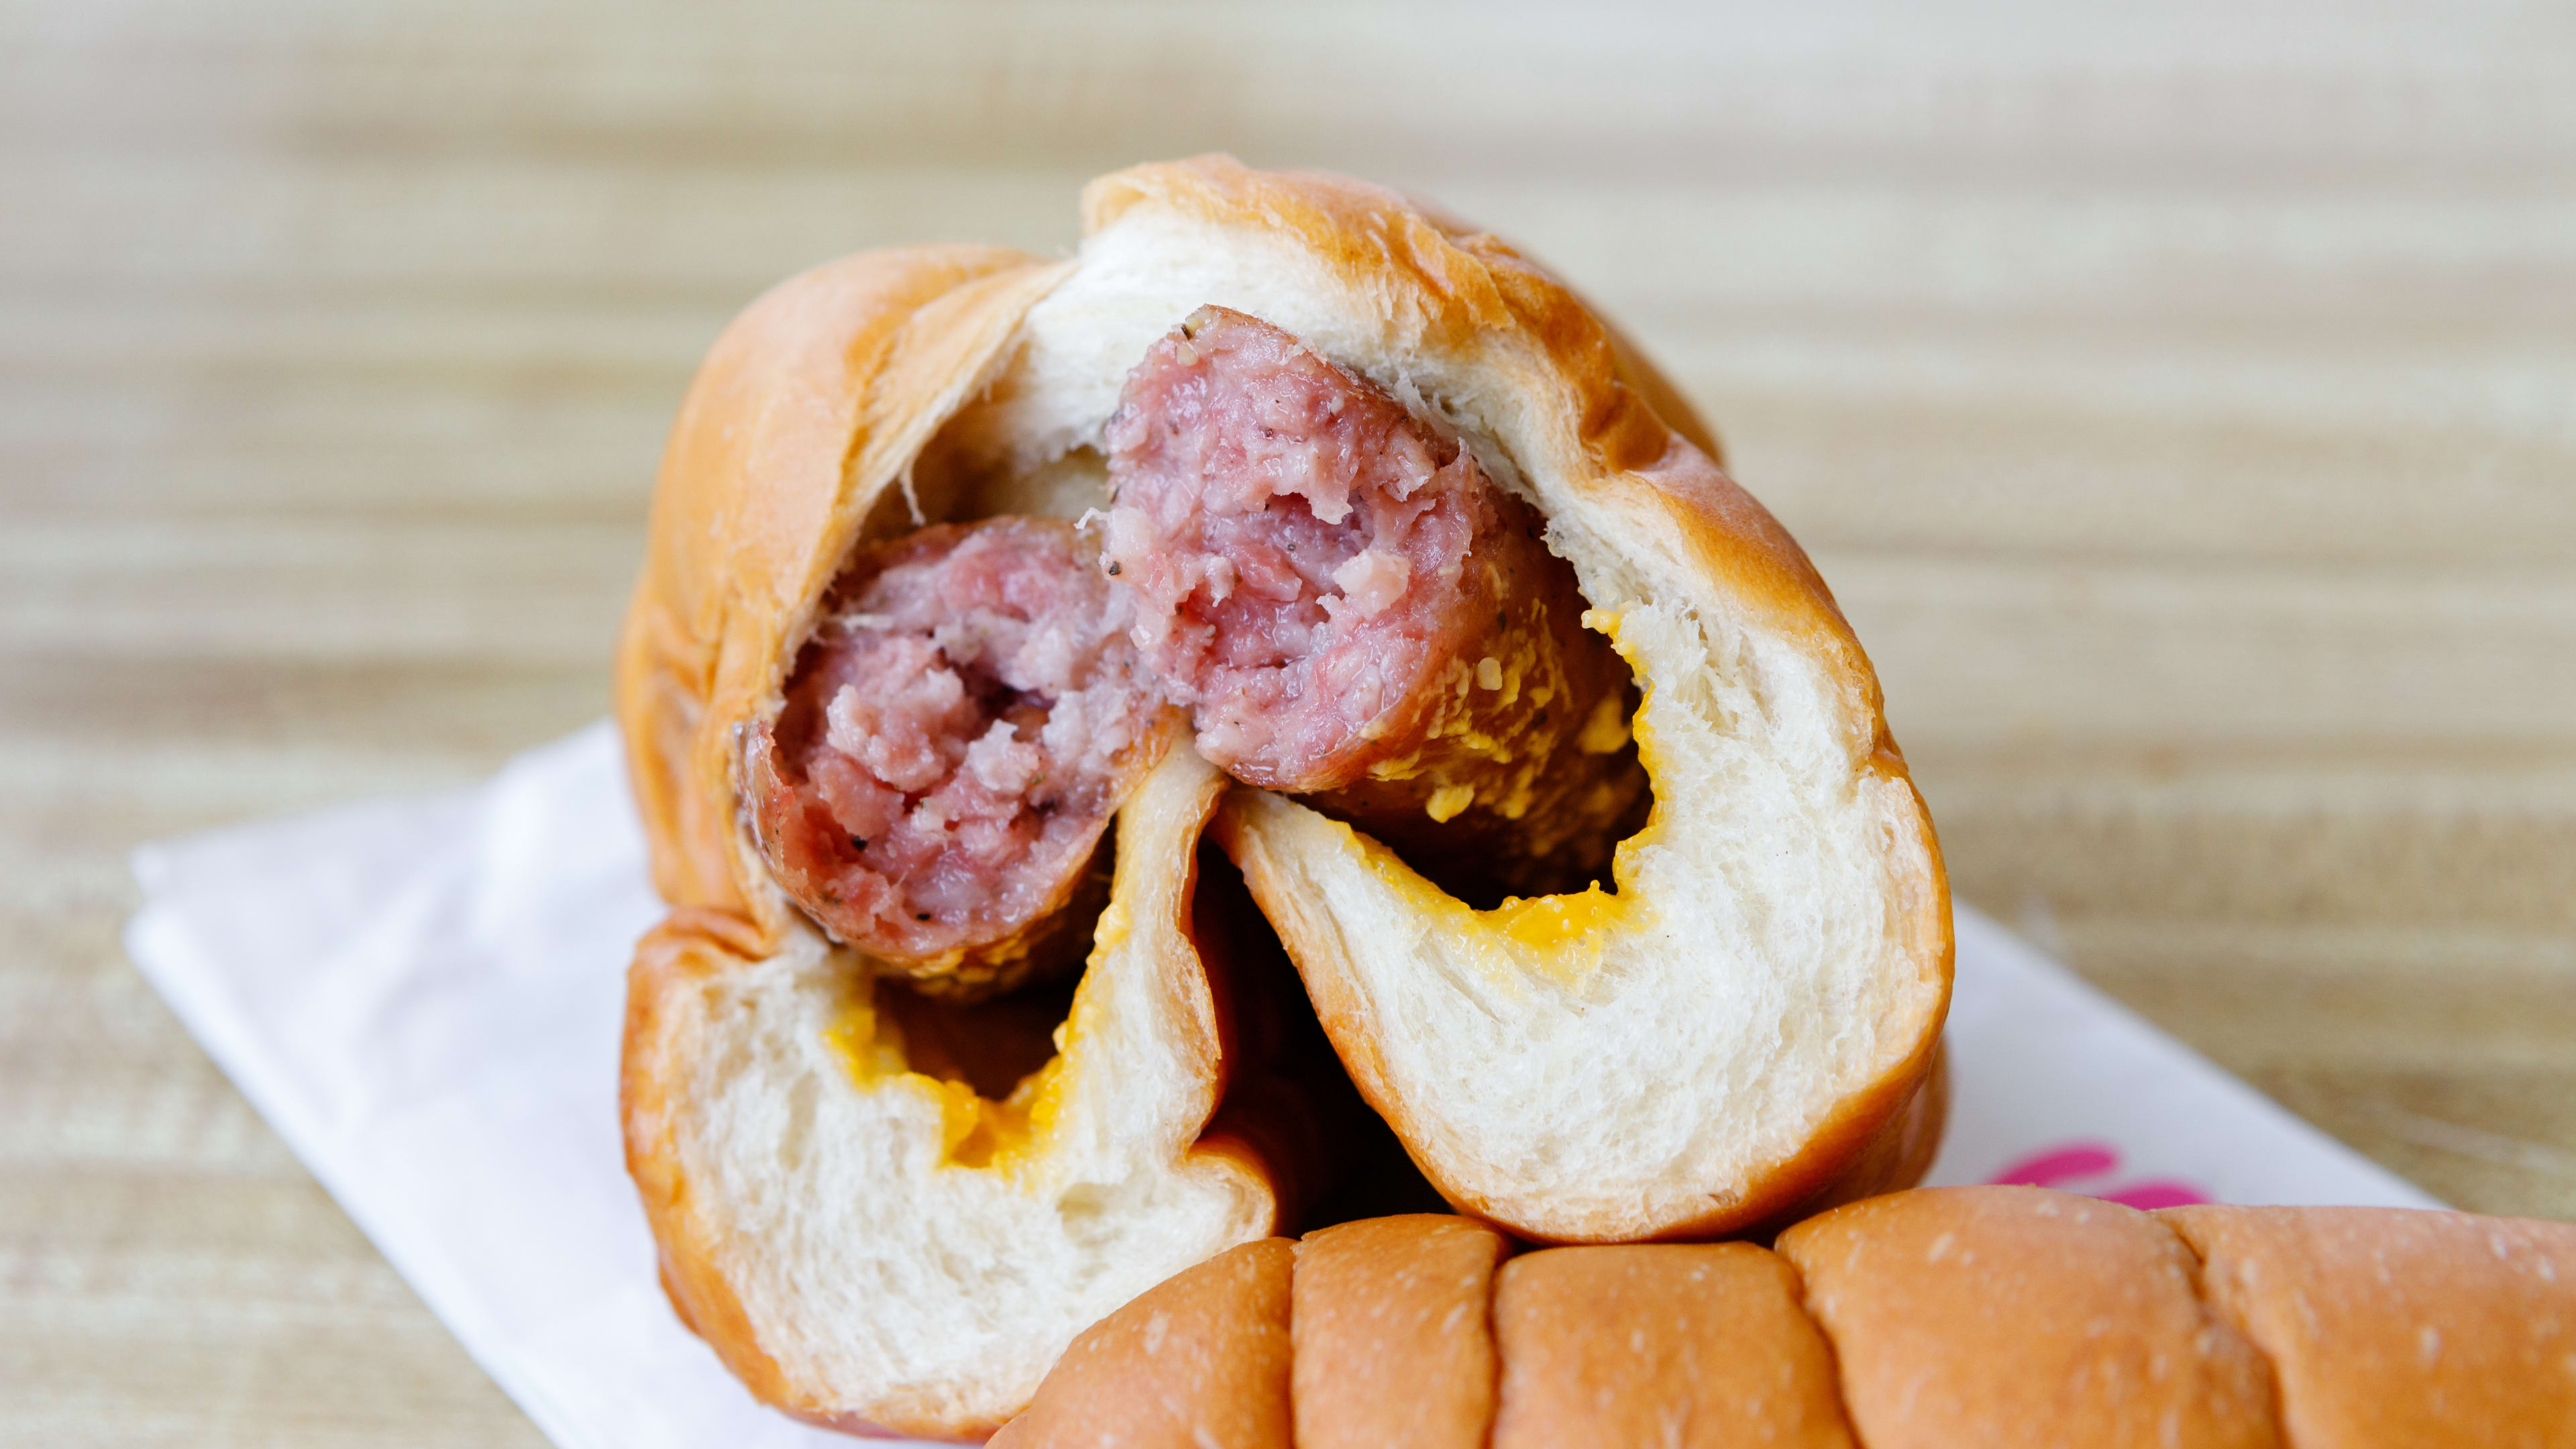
<box><xmin>625</xmin><ymin>744</ymin><xmax>1273</xmax><ymax>1436</ymax></box>
<box><xmin>935</xmin><ymin>159</ymin><xmax>1951</xmax><ymax>1242</ymax></box>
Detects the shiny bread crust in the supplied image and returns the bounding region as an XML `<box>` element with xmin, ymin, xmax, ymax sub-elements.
<box><xmin>612</xmin><ymin>156</ymin><xmax>1945</xmax><ymax>1430</ymax></box>
<box><xmin>989</xmin><ymin>1239</ymin><xmax>1298</xmax><ymax>1449</ymax></box>
<box><xmin>1776</xmin><ymin>1186</ymin><xmax>2281</xmax><ymax>1449</ymax></box>
<box><xmin>1290</xmin><ymin>1215</ymin><xmax>1511</xmax><ymax>1449</ymax></box>
<box><xmin>1490</xmin><ymin>1242</ymin><xmax>1854</xmax><ymax>1449</ymax></box>
<box><xmin>2164</xmin><ymin>1203</ymin><xmax>2576</xmax><ymax>1448</ymax></box>
<box><xmin>998</xmin><ymin>1189</ymin><xmax>2576</xmax><ymax>1447</ymax></box>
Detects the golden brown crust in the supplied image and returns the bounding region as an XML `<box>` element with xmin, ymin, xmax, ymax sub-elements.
<box><xmin>2161</xmin><ymin>1205</ymin><xmax>2576</xmax><ymax>1449</ymax></box>
<box><xmin>1776</xmin><ymin>1186</ymin><xmax>2282</xmax><ymax>1449</ymax></box>
<box><xmin>1489</xmin><ymin>1243</ymin><xmax>1856</xmax><ymax>1449</ymax></box>
<box><xmin>991</xmin><ymin>1193</ymin><xmax>2576</xmax><ymax>1446</ymax></box>
<box><xmin>1289</xmin><ymin>1214</ymin><xmax>1511</xmax><ymax>1449</ymax></box>
<box><xmin>989</xmin><ymin>1238</ymin><xmax>1297</xmax><ymax>1449</ymax></box>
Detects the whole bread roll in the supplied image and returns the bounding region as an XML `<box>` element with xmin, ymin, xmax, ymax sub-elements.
<box><xmin>996</xmin><ymin>1188</ymin><xmax>2576</xmax><ymax>1448</ymax></box>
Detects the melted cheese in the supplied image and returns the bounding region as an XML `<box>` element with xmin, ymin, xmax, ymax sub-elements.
<box><xmin>1346</xmin><ymin>604</ymin><xmax>1664</xmax><ymax>989</ymax></box>
<box><xmin>821</xmin><ymin>983</ymin><xmax>1073</xmax><ymax>1177</ymax></box>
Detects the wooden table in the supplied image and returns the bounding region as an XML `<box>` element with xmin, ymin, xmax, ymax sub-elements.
<box><xmin>5</xmin><ymin>1</ymin><xmax>2571</xmax><ymax>1442</ymax></box>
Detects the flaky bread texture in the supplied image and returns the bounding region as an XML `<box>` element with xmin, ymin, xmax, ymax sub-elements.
<box><xmin>614</xmin><ymin>246</ymin><xmax>1290</xmax><ymax>1437</ymax></box>
<box><xmin>996</xmin><ymin>1188</ymin><xmax>2576</xmax><ymax>1448</ymax></box>
<box><xmin>1009</xmin><ymin>156</ymin><xmax>1948</xmax><ymax>1240</ymax></box>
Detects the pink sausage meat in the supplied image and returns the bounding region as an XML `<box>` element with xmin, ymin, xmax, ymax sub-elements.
<box><xmin>1103</xmin><ymin>307</ymin><xmax>1643</xmax><ymax>898</ymax></box>
<box><xmin>747</xmin><ymin>518</ymin><xmax>1168</xmax><ymax>979</ymax></box>
<box><xmin>1102</xmin><ymin>311</ymin><xmax>1480</xmax><ymax>789</ymax></box>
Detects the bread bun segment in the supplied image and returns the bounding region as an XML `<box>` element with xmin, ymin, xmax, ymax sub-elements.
<box><xmin>989</xmin><ymin>1192</ymin><xmax>2576</xmax><ymax>1445</ymax></box>
<box><xmin>988</xmin><ymin>1238</ymin><xmax>1297</xmax><ymax>1449</ymax></box>
<box><xmin>616</xmin><ymin>238</ymin><xmax>1297</xmax><ymax>1436</ymax></box>
<box><xmin>1490</xmin><ymin>1242</ymin><xmax>1856</xmax><ymax>1449</ymax></box>
<box><xmin>1777</xmin><ymin>1185</ymin><xmax>2279</xmax><ymax>1449</ymax></box>
<box><xmin>2163</xmin><ymin>1204</ymin><xmax>2576</xmax><ymax>1448</ymax></box>
<box><xmin>1289</xmin><ymin>1214</ymin><xmax>1511</xmax><ymax>1449</ymax></box>
<box><xmin>1043</xmin><ymin>156</ymin><xmax>1950</xmax><ymax>1240</ymax></box>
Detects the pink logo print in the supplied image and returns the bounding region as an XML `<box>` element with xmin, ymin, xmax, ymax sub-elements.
<box><xmin>1986</xmin><ymin>1141</ymin><xmax>2212</xmax><ymax>1210</ymax></box>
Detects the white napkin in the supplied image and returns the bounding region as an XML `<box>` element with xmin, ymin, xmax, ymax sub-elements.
<box><xmin>125</xmin><ymin>721</ymin><xmax>2437</xmax><ymax>1449</ymax></box>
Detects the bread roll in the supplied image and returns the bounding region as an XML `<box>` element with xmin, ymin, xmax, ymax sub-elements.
<box><xmin>1089</xmin><ymin>158</ymin><xmax>1954</xmax><ymax>1240</ymax></box>
<box><xmin>617</xmin><ymin>249</ymin><xmax>1287</xmax><ymax>1437</ymax></box>
<box><xmin>996</xmin><ymin>1189</ymin><xmax>2576</xmax><ymax>1446</ymax></box>
<box><xmin>614</xmin><ymin>154</ymin><xmax>1947</xmax><ymax>1430</ymax></box>
<box><xmin>987</xmin><ymin>1238</ymin><xmax>1297</xmax><ymax>1449</ymax></box>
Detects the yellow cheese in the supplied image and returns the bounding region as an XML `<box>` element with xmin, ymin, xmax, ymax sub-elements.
<box><xmin>1336</xmin><ymin>604</ymin><xmax>1666</xmax><ymax>989</ymax></box>
<box><xmin>821</xmin><ymin>981</ymin><xmax>1071</xmax><ymax>1177</ymax></box>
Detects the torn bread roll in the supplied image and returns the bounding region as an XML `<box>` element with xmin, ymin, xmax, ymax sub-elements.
<box><xmin>995</xmin><ymin>1188</ymin><xmax>2576</xmax><ymax>1448</ymax></box>
<box><xmin>1062</xmin><ymin>157</ymin><xmax>1950</xmax><ymax>1240</ymax></box>
<box><xmin>616</xmin><ymin>248</ymin><xmax>1288</xmax><ymax>1438</ymax></box>
<box><xmin>615</xmin><ymin>154</ymin><xmax>1947</xmax><ymax>1432</ymax></box>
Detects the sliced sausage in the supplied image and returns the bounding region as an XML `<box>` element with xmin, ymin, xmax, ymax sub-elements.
<box><xmin>1103</xmin><ymin>306</ymin><xmax>1644</xmax><ymax>900</ymax></box>
<box><xmin>745</xmin><ymin>517</ymin><xmax>1169</xmax><ymax>991</ymax></box>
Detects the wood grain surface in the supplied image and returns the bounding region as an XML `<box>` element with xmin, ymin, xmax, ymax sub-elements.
<box><xmin>4</xmin><ymin>1</ymin><xmax>2571</xmax><ymax>1443</ymax></box>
